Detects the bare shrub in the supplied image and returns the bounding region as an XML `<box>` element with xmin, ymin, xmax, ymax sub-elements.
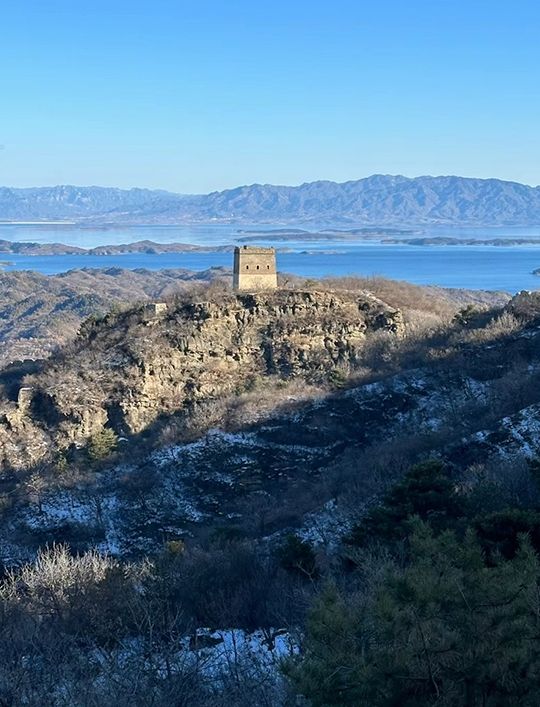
<box><xmin>319</xmin><ymin>275</ymin><xmax>464</xmax><ymax>319</ymax></box>
<box><xmin>169</xmin><ymin>279</ymin><xmax>231</xmax><ymax>308</ymax></box>
<box><xmin>148</xmin><ymin>541</ymin><xmax>293</xmax><ymax>631</ymax></box>
<box><xmin>6</xmin><ymin>544</ymin><xmax>113</xmax><ymax>611</ymax></box>
<box><xmin>462</xmin><ymin>310</ymin><xmax>521</xmax><ymax>344</ymax></box>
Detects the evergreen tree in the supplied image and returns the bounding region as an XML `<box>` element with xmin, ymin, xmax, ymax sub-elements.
<box><xmin>87</xmin><ymin>428</ymin><xmax>118</xmax><ymax>462</ymax></box>
<box><xmin>288</xmin><ymin>522</ymin><xmax>540</xmax><ymax>706</ymax></box>
<box><xmin>346</xmin><ymin>460</ymin><xmax>463</xmax><ymax>548</ymax></box>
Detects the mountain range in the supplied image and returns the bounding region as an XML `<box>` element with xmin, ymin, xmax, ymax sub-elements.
<box><xmin>1</xmin><ymin>174</ymin><xmax>540</xmax><ymax>225</ymax></box>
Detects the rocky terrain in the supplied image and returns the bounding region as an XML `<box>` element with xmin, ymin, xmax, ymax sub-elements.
<box><xmin>2</xmin><ymin>174</ymin><xmax>540</xmax><ymax>224</ymax></box>
<box><xmin>0</xmin><ymin>280</ymin><xmax>539</xmax><ymax>564</ymax></box>
<box><xmin>1</xmin><ymin>275</ymin><xmax>540</xmax><ymax>707</ymax></box>
<box><xmin>0</xmin><ymin>266</ymin><xmax>228</xmax><ymax>365</ymax></box>
<box><xmin>0</xmin><ymin>289</ymin><xmax>403</xmax><ymax>467</ymax></box>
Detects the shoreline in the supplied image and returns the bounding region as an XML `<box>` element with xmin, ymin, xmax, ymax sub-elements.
<box><xmin>2</xmin><ymin>235</ymin><xmax>540</xmax><ymax>257</ymax></box>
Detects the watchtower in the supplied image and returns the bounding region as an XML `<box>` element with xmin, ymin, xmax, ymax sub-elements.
<box><xmin>233</xmin><ymin>246</ymin><xmax>278</xmax><ymax>291</ymax></box>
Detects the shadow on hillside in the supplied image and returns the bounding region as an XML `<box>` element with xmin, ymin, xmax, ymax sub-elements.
<box><xmin>3</xmin><ymin>307</ymin><xmax>540</xmax><ymax>562</ymax></box>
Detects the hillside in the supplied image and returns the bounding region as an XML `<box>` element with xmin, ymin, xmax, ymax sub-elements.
<box><xmin>2</xmin><ymin>278</ymin><xmax>540</xmax><ymax>703</ymax></box>
<box><xmin>0</xmin><ymin>266</ymin><xmax>228</xmax><ymax>365</ymax></box>
<box><xmin>2</xmin><ymin>174</ymin><xmax>540</xmax><ymax>225</ymax></box>
<box><xmin>0</xmin><ymin>267</ymin><xmax>507</xmax><ymax>368</ymax></box>
<box><xmin>0</xmin><ymin>288</ymin><xmax>404</xmax><ymax>469</ymax></box>
<box><xmin>0</xmin><ymin>278</ymin><xmax>529</xmax><ymax>555</ymax></box>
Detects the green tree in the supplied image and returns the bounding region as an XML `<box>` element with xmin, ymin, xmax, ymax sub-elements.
<box><xmin>277</xmin><ymin>534</ymin><xmax>319</xmax><ymax>580</ymax></box>
<box><xmin>346</xmin><ymin>460</ymin><xmax>463</xmax><ymax>548</ymax></box>
<box><xmin>453</xmin><ymin>304</ymin><xmax>479</xmax><ymax>326</ymax></box>
<box><xmin>288</xmin><ymin>522</ymin><xmax>540</xmax><ymax>706</ymax></box>
<box><xmin>54</xmin><ymin>453</ymin><xmax>69</xmax><ymax>475</ymax></box>
<box><xmin>474</xmin><ymin>508</ymin><xmax>540</xmax><ymax>560</ymax></box>
<box><xmin>328</xmin><ymin>368</ymin><xmax>348</xmax><ymax>389</ymax></box>
<box><xmin>87</xmin><ymin>428</ymin><xmax>118</xmax><ymax>462</ymax></box>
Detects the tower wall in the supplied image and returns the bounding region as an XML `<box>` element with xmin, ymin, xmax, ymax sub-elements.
<box><xmin>233</xmin><ymin>246</ymin><xmax>278</xmax><ymax>291</ymax></box>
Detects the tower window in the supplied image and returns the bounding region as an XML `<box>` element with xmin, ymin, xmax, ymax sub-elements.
<box><xmin>267</xmin><ymin>265</ymin><xmax>270</xmax><ymax>269</ymax></box>
<box><xmin>256</xmin><ymin>265</ymin><xmax>260</xmax><ymax>270</ymax></box>
<box><xmin>246</xmin><ymin>265</ymin><xmax>249</xmax><ymax>270</ymax></box>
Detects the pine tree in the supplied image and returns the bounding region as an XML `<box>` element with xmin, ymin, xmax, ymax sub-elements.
<box><xmin>87</xmin><ymin>428</ymin><xmax>118</xmax><ymax>462</ymax></box>
<box><xmin>288</xmin><ymin>521</ymin><xmax>540</xmax><ymax>706</ymax></box>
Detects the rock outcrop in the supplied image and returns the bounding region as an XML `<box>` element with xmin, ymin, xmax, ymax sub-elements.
<box><xmin>506</xmin><ymin>290</ymin><xmax>540</xmax><ymax>321</ymax></box>
<box><xmin>0</xmin><ymin>289</ymin><xmax>403</xmax><ymax>468</ymax></box>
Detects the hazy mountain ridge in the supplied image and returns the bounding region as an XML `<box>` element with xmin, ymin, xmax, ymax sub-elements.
<box><xmin>1</xmin><ymin>175</ymin><xmax>540</xmax><ymax>225</ymax></box>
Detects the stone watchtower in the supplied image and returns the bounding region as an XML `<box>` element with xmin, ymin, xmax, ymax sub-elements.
<box><xmin>233</xmin><ymin>246</ymin><xmax>278</xmax><ymax>291</ymax></box>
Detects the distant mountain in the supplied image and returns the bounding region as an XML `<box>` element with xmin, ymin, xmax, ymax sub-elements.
<box><xmin>1</xmin><ymin>175</ymin><xmax>540</xmax><ymax>225</ymax></box>
<box><xmin>0</xmin><ymin>185</ymin><xmax>197</xmax><ymax>222</ymax></box>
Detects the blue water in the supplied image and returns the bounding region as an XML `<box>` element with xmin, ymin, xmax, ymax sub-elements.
<box><xmin>2</xmin><ymin>224</ymin><xmax>540</xmax><ymax>293</ymax></box>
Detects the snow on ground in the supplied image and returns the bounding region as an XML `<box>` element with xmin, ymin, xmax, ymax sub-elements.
<box><xmin>22</xmin><ymin>491</ymin><xmax>95</xmax><ymax>529</ymax></box>
<box><xmin>345</xmin><ymin>370</ymin><xmax>491</xmax><ymax>438</ymax></box>
<box><xmin>12</xmin><ymin>363</ymin><xmax>535</xmax><ymax>564</ymax></box>
<box><xmin>88</xmin><ymin>628</ymin><xmax>298</xmax><ymax>683</ymax></box>
<box><xmin>295</xmin><ymin>499</ymin><xmax>352</xmax><ymax>548</ymax></box>
<box><xmin>495</xmin><ymin>405</ymin><xmax>540</xmax><ymax>459</ymax></box>
<box><xmin>180</xmin><ymin>628</ymin><xmax>299</xmax><ymax>678</ymax></box>
<box><xmin>152</xmin><ymin>428</ymin><xmax>334</xmax><ymax>470</ymax></box>
<box><xmin>464</xmin><ymin>404</ymin><xmax>540</xmax><ymax>462</ymax></box>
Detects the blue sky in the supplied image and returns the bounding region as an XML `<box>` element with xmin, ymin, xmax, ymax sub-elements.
<box><xmin>1</xmin><ymin>0</ymin><xmax>539</xmax><ymax>192</ymax></box>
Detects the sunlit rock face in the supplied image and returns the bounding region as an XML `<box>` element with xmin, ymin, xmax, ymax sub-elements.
<box><xmin>0</xmin><ymin>289</ymin><xmax>403</xmax><ymax>467</ymax></box>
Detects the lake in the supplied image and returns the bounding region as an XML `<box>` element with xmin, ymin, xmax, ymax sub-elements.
<box><xmin>2</xmin><ymin>223</ymin><xmax>540</xmax><ymax>293</ymax></box>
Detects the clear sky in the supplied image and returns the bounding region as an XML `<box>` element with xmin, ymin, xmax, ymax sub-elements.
<box><xmin>1</xmin><ymin>0</ymin><xmax>539</xmax><ymax>192</ymax></box>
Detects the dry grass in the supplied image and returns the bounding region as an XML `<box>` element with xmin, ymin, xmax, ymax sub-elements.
<box><xmin>307</xmin><ymin>275</ymin><xmax>470</xmax><ymax>317</ymax></box>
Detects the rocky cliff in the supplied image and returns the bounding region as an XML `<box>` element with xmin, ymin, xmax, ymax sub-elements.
<box><xmin>2</xmin><ymin>286</ymin><xmax>540</xmax><ymax>561</ymax></box>
<box><xmin>0</xmin><ymin>289</ymin><xmax>403</xmax><ymax>468</ymax></box>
